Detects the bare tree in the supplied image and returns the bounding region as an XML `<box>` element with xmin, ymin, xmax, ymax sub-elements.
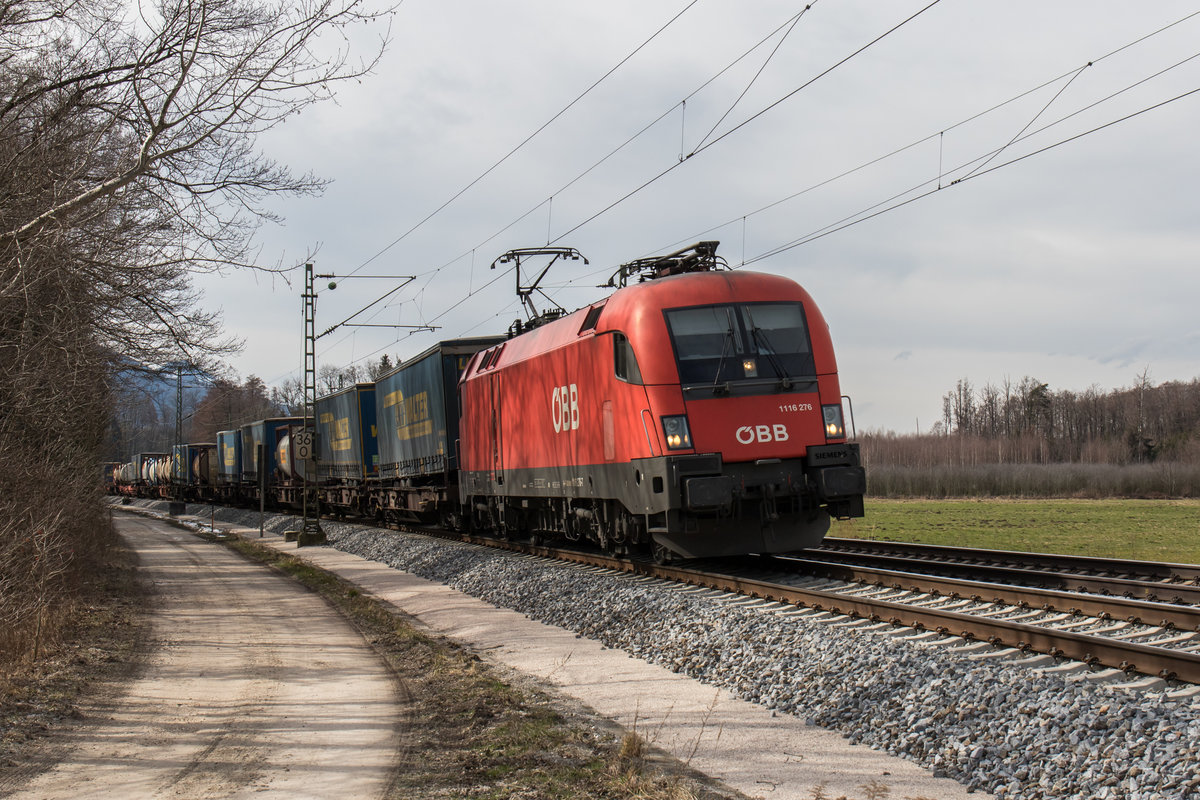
<box><xmin>2</xmin><ymin>0</ymin><xmax>392</xmax><ymax>371</ymax></box>
<box><xmin>0</xmin><ymin>0</ymin><xmax>394</xmax><ymax>663</ymax></box>
<box><xmin>271</xmin><ymin>375</ymin><xmax>304</xmax><ymax>413</ymax></box>
<box><xmin>188</xmin><ymin>375</ymin><xmax>282</xmax><ymax>439</ymax></box>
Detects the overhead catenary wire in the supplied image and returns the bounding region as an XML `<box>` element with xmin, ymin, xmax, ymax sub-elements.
<box><xmin>954</xmin><ymin>62</ymin><xmax>1093</xmax><ymax>184</ymax></box>
<box><xmin>690</xmin><ymin>2</ymin><xmax>816</xmax><ymax>153</ymax></box>
<box><xmin>548</xmin><ymin>0</ymin><xmax>945</xmax><ymax>245</ymax></box>
<box><xmin>345</xmin><ymin>0</ymin><xmax>703</xmax><ymax>278</ymax></box>
<box><xmin>300</xmin><ymin>0</ymin><xmax>714</xmax><ymax>374</ymax></box>
<box><xmin>287</xmin><ymin>7</ymin><xmax>1200</xmax><ymax>382</ymax></box>
<box><xmin>320</xmin><ymin>1</ymin><xmax>824</xmax><ymax>351</ymax></box>
<box><xmin>328</xmin><ymin>0</ymin><xmax>1105</xmax><ymax>373</ymax></box>
<box><xmin>744</xmin><ymin>82</ymin><xmax>1200</xmax><ymax>265</ymax></box>
<box><xmin>273</xmin><ymin>3</ymin><xmax>834</xmax><ymax>380</ymax></box>
<box><xmin>645</xmin><ymin>9</ymin><xmax>1200</xmax><ymax>262</ymax></box>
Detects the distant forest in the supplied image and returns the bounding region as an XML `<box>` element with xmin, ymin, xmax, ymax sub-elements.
<box><xmin>105</xmin><ymin>355</ymin><xmax>400</xmax><ymax>458</ymax></box>
<box><xmin>862</xmin><ymin>374</ymin><xmax>1200</xmax><ymax>498</ymax></box>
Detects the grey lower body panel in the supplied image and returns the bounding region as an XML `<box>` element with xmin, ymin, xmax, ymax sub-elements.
<box><xmin>461</xmin><ymin>448</ymin><xmax>863</xmax><ymax>558</ymax></box>
<box><xmin>650</xmin><ymin>508</ymin><xmax>830</xmax><ymax>559</ymax></box>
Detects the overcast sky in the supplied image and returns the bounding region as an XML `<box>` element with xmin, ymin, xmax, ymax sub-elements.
<box><xmin>197</xmin><ymin>0</ymin><xmax>1200</xmax><ymax>434</ymax></box>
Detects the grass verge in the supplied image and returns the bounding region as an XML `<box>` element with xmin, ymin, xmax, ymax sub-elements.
<box><xmin>208</xmin><ymin>529</ymin><xmax>745</xmax><ymax>800</ymax></box>
<box><xmin>831</xmin><ymin>498</ymin><xmax>1200</xmax><ymax>563</ymax></box>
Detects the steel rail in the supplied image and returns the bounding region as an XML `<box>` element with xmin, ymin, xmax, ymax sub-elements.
<box><xmin>655</xmin><ymin>562</ymin><xmax>1200</xmax><ymax>684</ymax></box>
<box><xmin>177</xmin><ymin>504</ymin><xmax>1199</xmax><ymax>685</ymax></box>
<box><xmin>451</xmin><ymin>533</ymin><xmax>1200</xmax><ymax>684</ymax></box>
<box><xmin>818</xmin><ymin>537</ymin><xmax>1200</xmax><ymax>583</ymax></box>
<box><xmin>762</xmin><ymin>554</ymin><xmax>1200</xmax><ymax>630</ymax></box>
<box><xmin>768</xmin><ymin>551</ymin><xmax>1200</xmax><ymax>606</ymax></box>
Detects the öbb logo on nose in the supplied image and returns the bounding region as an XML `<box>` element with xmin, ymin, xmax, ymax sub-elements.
<box><xmin>736</xmin><ymin>424</ymin><xmax>789</xmax><ymax>444</ymax></box>
<box><xmin>551</xmin><ymin>384</ymin><xmax>579</xmax><ymax>433</ymax></box>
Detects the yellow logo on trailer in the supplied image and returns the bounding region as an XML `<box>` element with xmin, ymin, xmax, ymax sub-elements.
<box><xmin>331</xmin><ymin>417</ymin><xmax>353</xmax><ymax>452</ymax></box>
<box><xmin>383</xmin><ymin>389</ymin><xmax>432</xmax><ymax>441</ymax></box>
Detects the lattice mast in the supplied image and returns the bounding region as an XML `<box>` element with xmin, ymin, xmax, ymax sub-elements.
<box><xmin>299</xmin><ymin>262</ymin><xmax>325</xmax><ymax>545</ymax></box>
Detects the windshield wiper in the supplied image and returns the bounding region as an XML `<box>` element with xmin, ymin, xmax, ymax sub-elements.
<box><xmin>711</xmin><ymin>327</ymin><xmax>733</xmax><ymax>394</ymax></box>
<box><xmin>750</xmin><ymin>326</ymin><xmax>793</xmax><ymax>390</ymax></box>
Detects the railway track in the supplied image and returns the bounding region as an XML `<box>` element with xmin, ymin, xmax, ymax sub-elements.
<box><xmin>812</xmin><ymin>537</ymin><xmax>1200</xmax><ymax>604</ymax></box>
<box><xmin>434</xmin><ymin>530</ymin><xmax>1200</xmax><ymax>687</ymax></box>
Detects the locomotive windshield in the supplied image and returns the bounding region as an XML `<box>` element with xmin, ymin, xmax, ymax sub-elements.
<box><xmin>664</xmin><ymin>302</ymin><xmax>816</xmax><ymax>390</ymax></box>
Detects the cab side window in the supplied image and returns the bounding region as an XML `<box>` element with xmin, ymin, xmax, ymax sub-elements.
<box><xmin>613</xmin><ymin>332</ymin><xmax>643</xmax><ymax>385</ymax></box>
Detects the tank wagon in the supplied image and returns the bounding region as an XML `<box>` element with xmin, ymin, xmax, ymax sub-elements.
<box><xmin>118</xmin><ymin>452</ymin><xmax>169</xmax><ymax>497</ymax></box>
<box><xmin>108</xmin><ymin>243</ymin><xmax>864</xmax><ymax>560</ymax></box>
<box><xmin>240</xmin><ymin>417</ymin><xmax>306</xmax><ymax>506</ymax></box>
<box><xmin>171</xmin><ymin>443</ymin><xmax>217</xmax><ymax>501</ymax></box>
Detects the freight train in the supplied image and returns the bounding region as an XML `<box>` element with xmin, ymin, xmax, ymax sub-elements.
<box><xmin>112</xmin><ymin>243</ymin><xmax>865</xmax><ymax>560</ymax></box>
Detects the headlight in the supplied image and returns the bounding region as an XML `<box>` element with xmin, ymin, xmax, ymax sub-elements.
<box><xmin>661</xmin><ymin>415</ymin><xmax>693</xmax><ymax>450</ymax></box>
<box><xmin>822</xmin><ymin>404</ymin><xmax>845</xmax><ymax>439</ymax></box>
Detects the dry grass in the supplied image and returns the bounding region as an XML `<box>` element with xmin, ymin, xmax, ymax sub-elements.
<box><xmin>832</xmin><ymin>497</ymin><xmax>1200</xmax><ymax>563</ymax></box>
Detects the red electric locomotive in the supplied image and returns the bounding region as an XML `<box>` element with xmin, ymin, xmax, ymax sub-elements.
<box><xmin>459</xmin><ymin>243</ymin><xmax>865</xmax><ymax>559</ymax></box>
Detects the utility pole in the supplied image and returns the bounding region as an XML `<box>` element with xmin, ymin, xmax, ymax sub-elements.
<box><xmin>175</xmin><ymin>364</ymin><xmax>183</xmax><ymax>454</ymax></box>
<box><xmin>169</xmin><ymin>364</ymin><xmax>186</xmax><ymax>516</ymax></box>
<box><xmin>295</xmin><ymin>266</ymin><xmax>436</xmax><ymax>545</ymax></box>
<box><xmin>298</xmin><ymin>262</ymin><xmax>325</xmax><ymax>546</ymax></box>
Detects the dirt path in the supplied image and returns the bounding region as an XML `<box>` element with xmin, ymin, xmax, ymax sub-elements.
<box><xmin>4</xmin><ymin>514</ymin><xmax>402</xmax><ymax>799</ymax></box>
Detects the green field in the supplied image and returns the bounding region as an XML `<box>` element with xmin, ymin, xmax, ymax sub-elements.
<box><xmin>829</xmin><ymin>498</ymin><xmax>1200</xmax><ymax>564</ymax></box>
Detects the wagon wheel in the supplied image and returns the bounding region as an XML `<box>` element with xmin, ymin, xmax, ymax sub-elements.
<box><xmin>652</xmin><ymin>542</ymin><xmax>677</xmax><ymax>565</ymax></box>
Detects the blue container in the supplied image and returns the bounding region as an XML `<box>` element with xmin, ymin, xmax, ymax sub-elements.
<box><xmin>375</xmin><ymin>338</ymin><xmax>502</xmax><ymax>480</ymax></box>
<box><xmin>240</xmin><ymin>417</ymin><xmax>304</xmax><ymax>483</ymax></box>
<box><xmin>217</xmin><ymin>430</ymin><xmax>241</xmax><ymax>485</ymax></box>
<box><xmin>172</xmin><ymin>444</ymin><xmax>191</xmax><ymax>484</ymax></box>
<box><xmin>316</xmin><ymin>383</ymin><xmax>378</xmax><ymax>481</ymax></box>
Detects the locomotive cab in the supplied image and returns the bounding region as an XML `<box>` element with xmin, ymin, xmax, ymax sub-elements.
<box><xmin>639</xmin><ymin>294</ymin><xmax>865</xmax><ymax>557</ymax></box>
